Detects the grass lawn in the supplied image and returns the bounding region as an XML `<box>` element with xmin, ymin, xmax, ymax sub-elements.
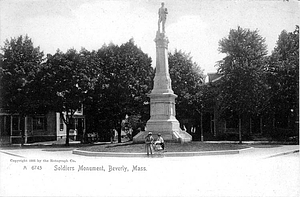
<box><xmin>78</xmin><ymin>142</ymin><xmax>250</xmax><ymax>153</ymax></box>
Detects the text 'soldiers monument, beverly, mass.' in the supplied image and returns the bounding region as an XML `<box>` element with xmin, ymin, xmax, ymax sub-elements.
<box><xmin>133</xmin><ymin>3</ymin><xmax>192</xmax><ymax>143</ymax></box>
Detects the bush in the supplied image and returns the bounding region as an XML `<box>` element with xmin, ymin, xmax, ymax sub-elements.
<box><xmin>269</xmin><ymin>128</ymin><xmax>299</xmax><ymax>142</ymax></box>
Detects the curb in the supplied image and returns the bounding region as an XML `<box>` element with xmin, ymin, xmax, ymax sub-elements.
<box><xmin>204</xmin><ymin>141</ymin><xmax>296</xmax><ymax>144</ymax></box>
<box><xmin>265</xmin><ymin>149</ymin><xmax>299</xmax><ymax>159</ymax></box>
<box><xmin>72</xmin><ymin>147</ymin><xmax>254</xmax><ymax>158</ymax></box>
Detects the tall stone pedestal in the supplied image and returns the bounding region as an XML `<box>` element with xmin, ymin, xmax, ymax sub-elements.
<box><xmin>133</xmin><ymin>32</ymin><xmax>192</xmax><ymax>143</ymax></box>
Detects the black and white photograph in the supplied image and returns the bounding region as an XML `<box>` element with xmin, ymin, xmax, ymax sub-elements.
<box><xmin>0</xmin><ymin>0</ymin><xmax>299</xmax><ymax>196</ymax></box>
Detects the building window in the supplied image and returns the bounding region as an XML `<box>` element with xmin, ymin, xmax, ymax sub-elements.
<box><xmin>73</xmin><ymin>118</ymin><xmax>78</xmax><ymax>129</ymax></box>
<box><xmin>11</xmin><ymin>116</ymin><xmax>21</xmax><ymax>136</ymax></box>
<box><xmin>33</xmin><ymin>117</ymin><xmax>46</xmax><ymax>131</ymax></box>
<box><xmin>226</xmin><ymin>118</ymin><xmax>238</xmax><ymax>129</ymax></box>
<box><xmin>0</xmin><ymin>116</ymin><xmax>11</xmax><ymax>136</ymax></box>
<box><xmin>60</xmin><ymin>116</ymin><xmax>64</xmax><ymax>131</ymax></box>
<box><xmin>12</xmin><ymin>116</ymin><xmax>20</xmax><ymax>131</ymax></box>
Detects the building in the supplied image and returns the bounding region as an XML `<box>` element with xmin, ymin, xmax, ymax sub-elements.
<box><xmin>203</xmin><ymin>73</ymin><xmax>266</xmax><ymax>140</ymax></box>
<box><xmin>0</xmin><ymin>107</ymin><xmax>85</xmax><ymax>145</ymax></box>
<box><xmin>56</xmin><ymin>106</ymin><xmax>85</xmax><ymax>142</ymax></box>
<box><xmin>202</xmin><ymin>72</ymin><xmax>298</xmax><ymax>142</ymax></box>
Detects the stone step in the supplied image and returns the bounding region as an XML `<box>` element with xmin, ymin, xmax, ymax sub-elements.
<box><xmin>173</xmin><ymin>130</ymin><xmax>192</xmax><ymax>143</ymax></box>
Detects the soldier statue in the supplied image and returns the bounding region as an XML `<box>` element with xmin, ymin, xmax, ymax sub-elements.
<box><xmin>158</xmin><ymin>2</ymin><xmax>168</xmax><ymax>33</ymax></box>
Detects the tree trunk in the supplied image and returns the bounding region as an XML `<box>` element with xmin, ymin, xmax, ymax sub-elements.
<box><xmin>200</xmin><ymin>112</ymin><xmax>204</xmax><ymax>141</ymax></box>
<box><xmin>20</xmin><ymin>115</ymin><xmax>25</xmax><ymax>146</ymax></box>
<box><xmin>61</xmin><ymin>111</ymin><xmax>74</xmax><ymax>146</ymax></box>
<box><xmin>272</xmin><ymin>113</ymin><xmax>275</xmax><ymax>129</ymax></box>
<box><xmin>118</xmin><ymin>129</ymin><xmax>121</xmax><ymax>143</ymax></box>
<box><xmin>213</xmin><ymin>107</ymin><xmax>217</xmax><ymax>137</ymax></box>
<box><xmin>249</xmin><ymin>117</ymin><xmax>252</xmax><ymax>134</ymax></box>
<box><xmin>66</xmin><ymin>123</ymin><xmax>70</xmax><ymax>146</ymax></box>
<box><xmin>210</xmin><ymin>114</ymin><xmax>213</xmax><ymax>134</ymax></box>
<box><xmin>239</xmin><ymin>114</ymin><xmax>242</xmax><ymax>144</ymax></box>
<box><xmin>116</xmin><ymin>121</ymin><xmax>121</xmax><ymax>143</ymax></box>
<box><xmin>65</xmin><ymin>116</ymin><xmax>73</xmax><ymax>146</ymax></box>
<box><xmin>260</xmin><ymin>116</ymin><xmax>263</xmax><ymax>134</ymax></box>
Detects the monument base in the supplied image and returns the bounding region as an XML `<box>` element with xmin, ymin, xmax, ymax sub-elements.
<box><xmin>133</xmin><ymin>92</ymin><xmax>192</xmax><ymax>144</ymax></box>
<box><xmin>133</xmin><ymin>119</ymin><xmax>192</xmax><ymax>143</ymax></box>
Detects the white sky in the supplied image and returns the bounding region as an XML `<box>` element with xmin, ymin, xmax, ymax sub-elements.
<box><xmin>0</xmin><ymin>0</ymin><xmax>299</xmax><ymax>75</ymax></box>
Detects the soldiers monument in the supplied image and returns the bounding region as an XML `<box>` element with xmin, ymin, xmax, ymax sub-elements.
<box><xmin>133</xmin><ymin>3</ymin><xmax>192</xmax><ymax>143</ymax></box>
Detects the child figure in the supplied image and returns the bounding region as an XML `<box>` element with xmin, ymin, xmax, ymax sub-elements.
<box><xmin>145</xmin><ymin>132</ymin><xmax>154</xmax><ymax>155</ymax></box>
<box><xmin>155</xmin><ymin>133</ymin><xmax>165</xmax><ymax>150</ymax></box>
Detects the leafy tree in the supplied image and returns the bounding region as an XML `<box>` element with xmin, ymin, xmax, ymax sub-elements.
<box><xmin>169</xmin><ymin>50</ymin><xmax>205</xmax><ymax>129</ymax></box>
<box><xmin>86</xmin><ymin>39</ymin><xmax>153</xmax><ymax>143</ymax></box>
<box><xmin>0</xmin><ymin>35</ymin><xmax>44</xmax><ymax>144</ymax></box>
<box><xmin>0</xmin><ymin>35</ymin><xmax>44</xmax><ymax>113</ymax></box>
<box><xmin>39</xmin><ymin>49</ymin><xmax>93</xmax><ymax>145</ymax></box>
<box><xmin>267</xmin><ymin>25</ymin><xmax>299</xmax><ymax>129</ymax></box>
<box><xmin>127</xmin><ymin>114</ymin><xmax>144</xmax><ymax>137</ymax></box>
<box><xmin>217</xmin><ymin>26</ymin><xmax>268</xmax><ymax>143</ymax></box>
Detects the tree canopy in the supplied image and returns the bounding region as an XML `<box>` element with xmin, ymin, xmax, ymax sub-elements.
<box><xmin>1</xmin><ymin>26</ymin><xmax>297</xmax><ymax>144</ymax></box>
<box><xmin>85</xmin><ymin>39</ymin><xmax>154</xmax><ymax>142</ymax></box>
<box><xmin>265</xmin><ymin>26</ymin><xmax>299</xmax><ymax>130</ymax></box>
<box><xmin>169</xmin><ymin>50</ymin><xmax>205</xmax><ymax>121</ymax></box>
<box><xmin>38</xmin><ymin>48</ymin><xmax>95</xmax><ymax>145</ymax></box>
<box><xmin>217</xmin><ymin>26</ymin><xmax>269</xmax><ymax>116</ymax></box>
<box><xmin>217</xmin><ymin>26</ymin><xmax>269</xmax><ymax>143</ymax></box>
<box><xmin>0</xmin><ymin>35</ymin><xmax>44</xmax><ymax>115</ymax></box>
<box><xmin>267</xmin><ymin>25</ymin><xmax>299</xmax><ymax>115</ymax></box>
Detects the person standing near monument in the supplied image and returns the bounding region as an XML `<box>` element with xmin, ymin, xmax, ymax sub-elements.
<box><xmin>155</xmin><ymin>133</ymin><xmax>165</xmax><ymax>150</ymax></box>
<box><xmin>145</xmin><ymin>132</ymin><xmax>154</xmax><ymax>155</ymax></box>
<box><xmin>158</xmin><ymin>2</ymin><xmax>168</xmax><ymax>33</ymax></box>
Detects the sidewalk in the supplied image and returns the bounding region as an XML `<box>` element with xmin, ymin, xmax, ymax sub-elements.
<box><xmin>25</xmin><ymin>138</ymin><xmax>82</xmax><ymax>146</ymax></box>
<box><xmin>239</xmin><ymin>144</ymin><xmax>299</xmax><ymax>159</ymax></box>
